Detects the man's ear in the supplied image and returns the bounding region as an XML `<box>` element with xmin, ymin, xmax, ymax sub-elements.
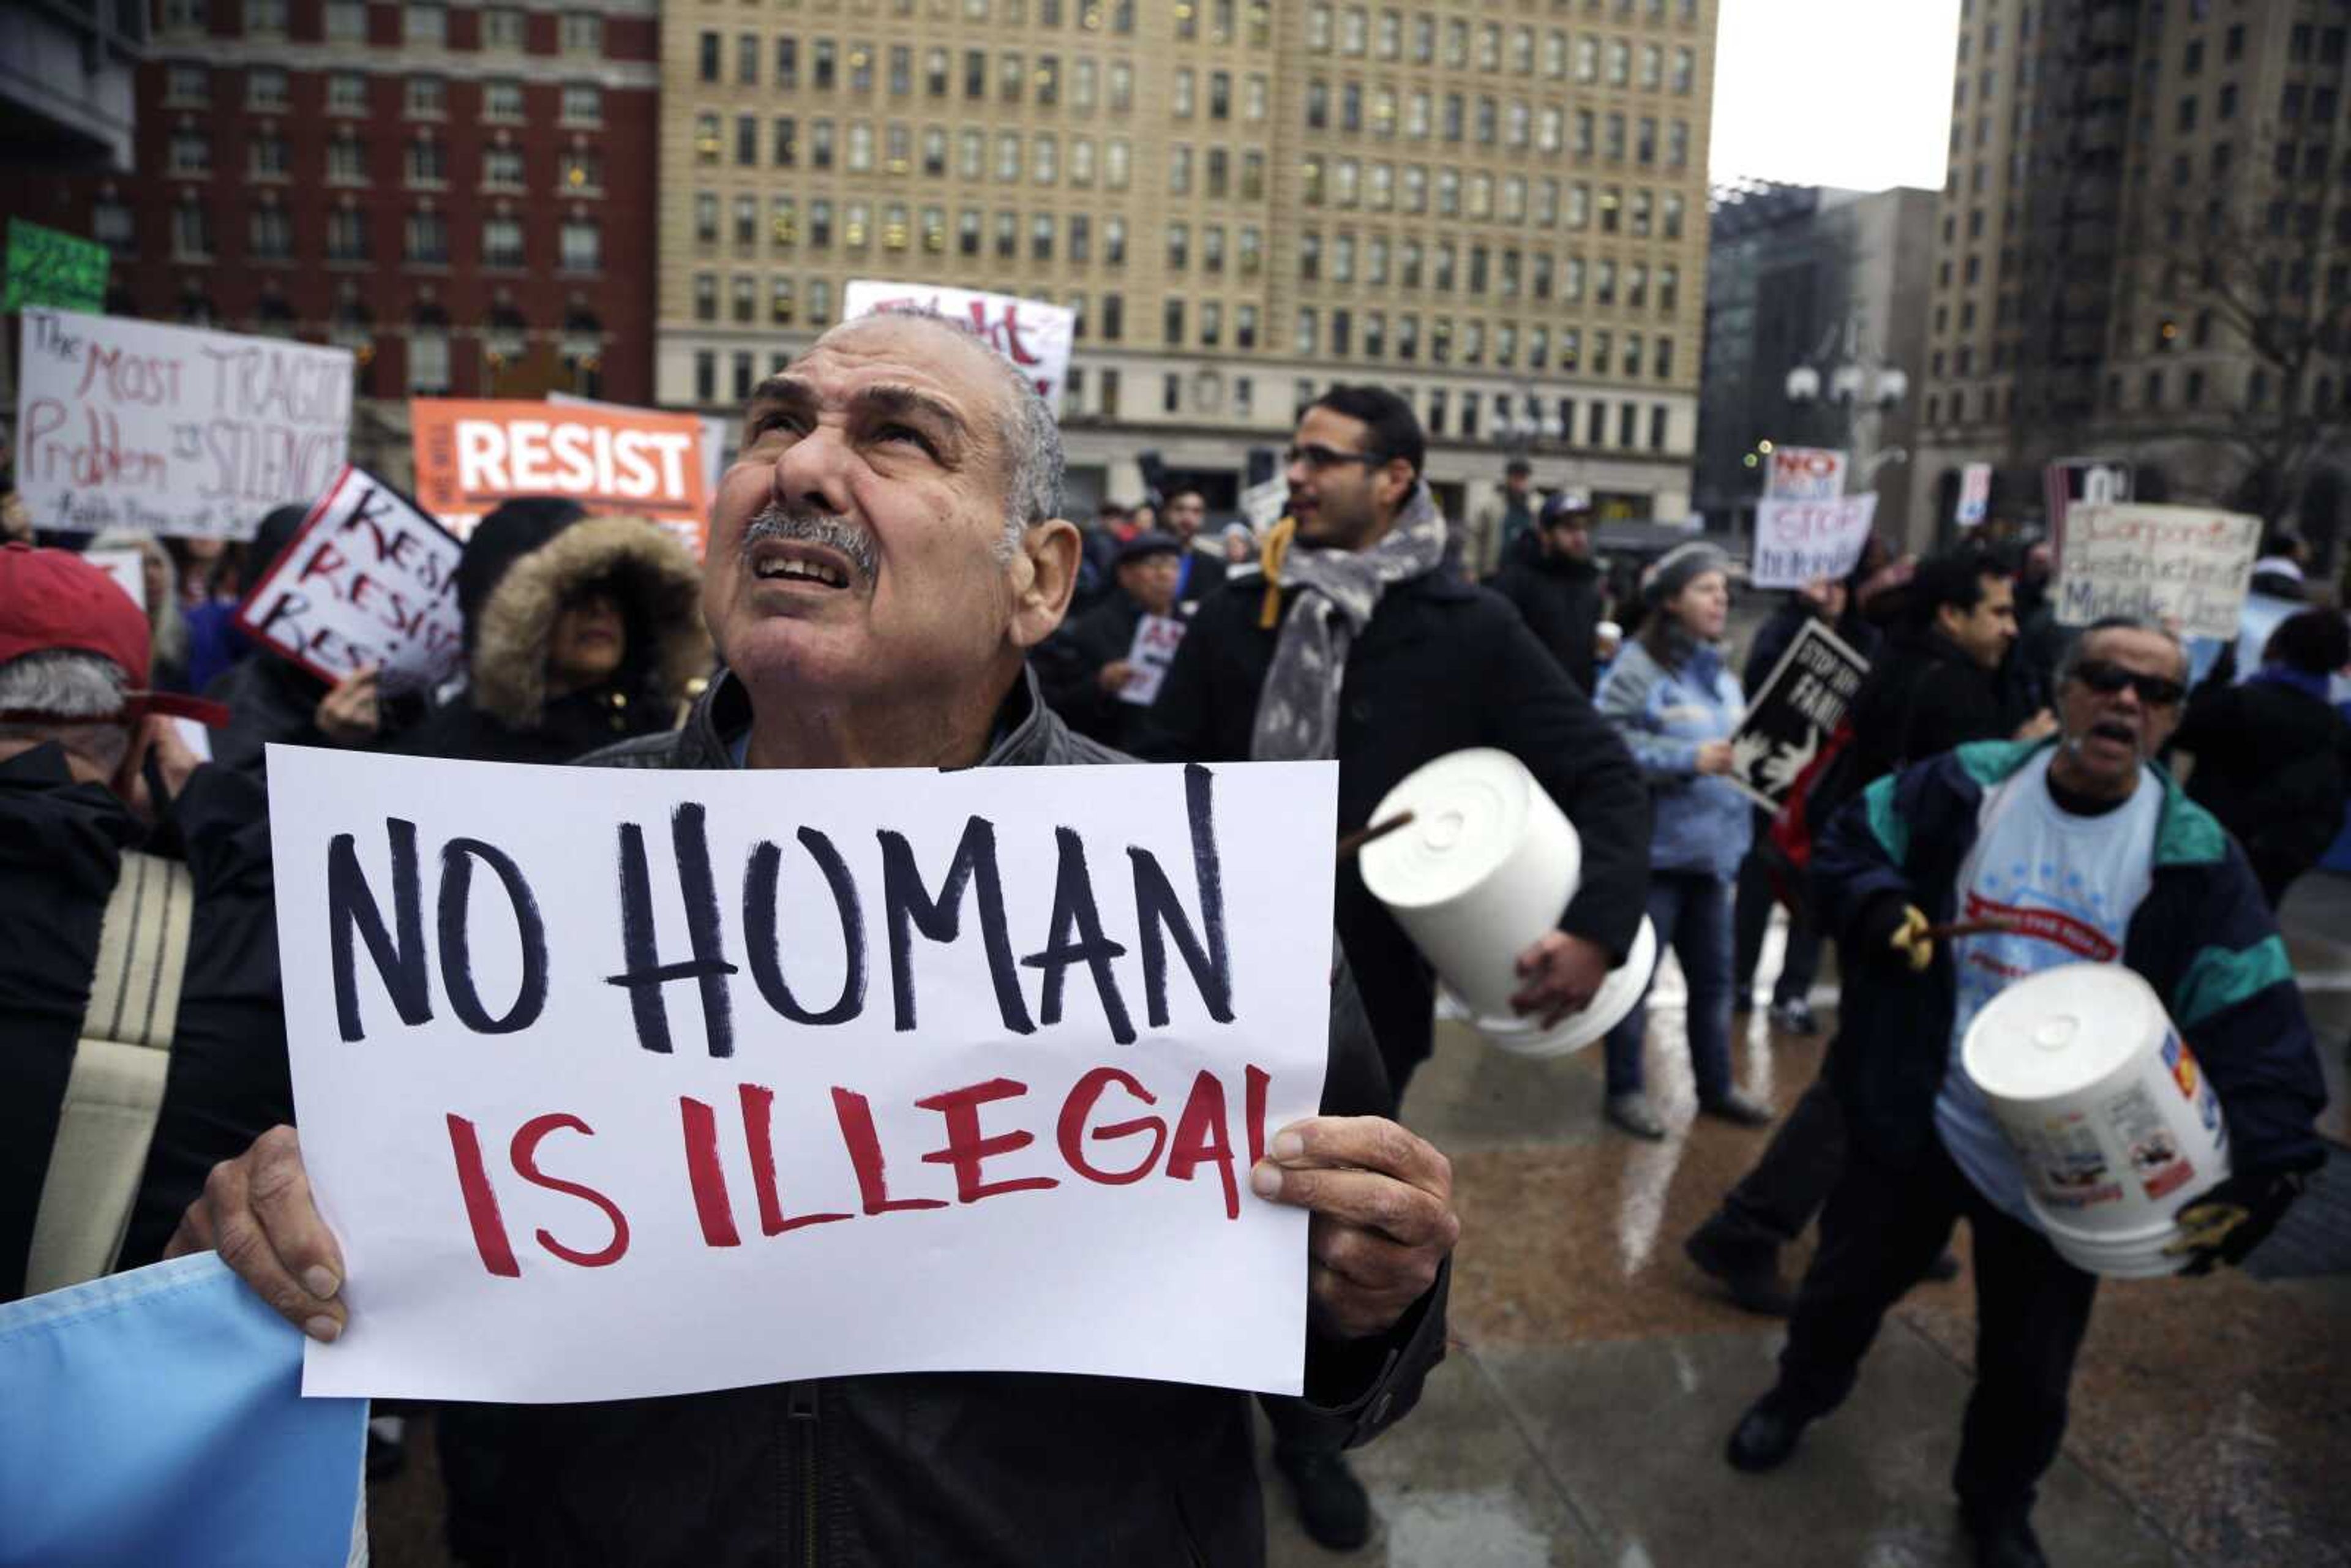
<box><xmin>1378</xmin><ymin>458</ymin><xmax>1416</xmax><ymax>511</ymax></box>
<box><xmin>1008</xmin><ymin>518</ymin><xmax>1082</xmax><ymax>651</ymax></box>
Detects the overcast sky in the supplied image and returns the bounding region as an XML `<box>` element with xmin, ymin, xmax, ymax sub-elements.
<box><xmin>1708</xmin><ymin>0</ymin><xmax>1963</xmax><ymax>192</ymax></box>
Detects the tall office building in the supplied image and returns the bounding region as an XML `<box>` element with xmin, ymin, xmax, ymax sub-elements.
<box><xmin>1911</xmin><ymin>0</ymin><xmax>2351</xmax><ymax>546</ymax></box>
<box><xmin>1</xmin><ymin>0</ymin><xmax>661</xmax><ymax>478</ymax></box>
<box><xmin>658</xmin><ymin>0</ymin><xmax>1716</xmax><ymax>522</ymax></box>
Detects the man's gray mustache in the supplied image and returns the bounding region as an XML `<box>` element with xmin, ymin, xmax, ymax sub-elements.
<box><xmin>742</xmin><ymin>505</ymin><xmax>878</xmax><ymax>581</ymax></box>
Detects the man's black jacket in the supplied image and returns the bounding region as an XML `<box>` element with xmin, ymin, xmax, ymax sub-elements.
<box><xmin>1131</xmin><ymin>569</ymin><xmax>1649</xmax><ymax>1086</ymax></box>
<box><xmin>1490</xmin><ymin>551</ymin><xmax>1605</xmax><ymax>694</ymax></box>
<box><xmin>0</xmin><ymin>747</ymin><xmax>290</xmax><ymax>1300</ymax></box>
<box><xmin>1032</xmin><ymin>588</ymin><xmax>1159</xmax><ymax>749</ymax></box>
<box><xmin>1841</xmin><ymin>625</ymin><xmax>2030</xmax><ymax>797</ymax></box>
<box><xmin>490</xmin><ymin>669</ymin><xmax>1450</xmax><ymax>1568</ymax></box>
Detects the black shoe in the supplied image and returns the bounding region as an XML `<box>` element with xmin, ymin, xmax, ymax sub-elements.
<box><xmin>1273</xmin><ymin>1444</ymin><xmax>1371</xmax><ymax>1551</ymax></box>
<box><xmin>1924</xmin><ymin>1250</ymin><xmax>1962</xmax><ymax>1282</ymax></box>
<box><xmin>1768</xmin><ymin>1000</ymin><xmax>1820</xmax><ymax>1037</ymax></box>
<box><xmin>1725</xmin><ymin>1392</ymin><xmax>1813</xmax><ymax>1472</ymax></box>
<box><xmin>1698</xmin><ymin>1088</ymin><xmax>1775</xmax><ymax>1128</ymax></box>
<box><xmin>1965</xmin><ymin>1510</ymin><xmax>2049</xmax><ymax>1568</ymax></box>
<box><xmin>1684</xmin><ymin>1220</ymin><xmax>1795</xmax><ymax>1317</ymax></box>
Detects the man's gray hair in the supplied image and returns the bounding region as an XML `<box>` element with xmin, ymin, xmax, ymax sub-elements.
<box><xmin>2057</xmin><ymin>614</ymin><xmax>2191</xmax><ymax>685</ymax></box>
<box><xmin>820</xmin><ymin>308</ymin><xmax>1065</xmax><ymax>559</ymax></box>
<box><xmin>0</xmin><ymin>650</ymin><xmax>134</xmax><ymax>775</ymax></box>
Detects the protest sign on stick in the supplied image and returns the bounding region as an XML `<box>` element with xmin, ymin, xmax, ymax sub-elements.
<box><xmin>236</xmin><ymin>467</ymin><xmax>465</xmax><ymax>691</ymax></box>
<box><xmin>1727</xmin><ymin>621</ymin><xmax>1871</xmax><ymax>811</ymax></box>
<box><xmin>844</xmin><ymin>280</ymin><xmax>1076</xmax><ymax>414</ymax></box>
<box><xmin>410</xmin><ymin>399</ymin><xmax>710</xmax><ymax>556</ymax></box>
<box><xmin>1751</xmin><ymin>493</ymin><xmax>1878</xmax><ymax>590</ymax></box>
<box><xmin>268</xmin><ymin>748</ymin><xmax>1338</xmax><ymax>1404</ymax></box>
<box><xmin>14</xmin><ymin>309</ymin><xmax>351</xmax><ymax>538</ymax></box>
<box><xmin>2053</xmin><ymin>502</ymin><xmax>2260</xmax><ymax>642</ymax></box>
<box><xmin>1763</xmin><ymin>446</ymin><xmax>1847</xmax><ymax>501</ymax></box>
<box><xmin>1118</xmin><ymin>614</ymin><xmax>1189</xmax><ymax>707</ymax></box>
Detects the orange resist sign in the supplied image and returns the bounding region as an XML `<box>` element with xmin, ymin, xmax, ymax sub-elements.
<box><xmin>411</xmin><ymin>399</ymin><xmax>710</xmax><ymax>557</ymax></box>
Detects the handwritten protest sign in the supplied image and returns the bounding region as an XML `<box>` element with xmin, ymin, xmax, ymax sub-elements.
<box><xmin>1118</xmin><ymin>614</ymin><xmax>1188</xmax><ymax>707</ymax></box>
<box><xmin>1763</xmin><ymin>446</ymin><xmax>1847</xmax><ymax>501</ymax></box>
<box><xmin>2055</xmin><ymin>502</ymin><xmax>2260</xmax><ymax>641</ymax></box>
<box><xmin>4</xmin><ymin>219</ymin><xmax>108</xmax><ymax>313</ymax></box>
<box><xmin>1752</xmin><ymin>493</ymin><xmax>1878</xmax><ymax>590</ymax></box>
<box><xmin>1728</xmin><ymin>620</ymin><xmax>1870</xmax><ymax>811</ymax></box>
<box><xmin>15</xmin><ymin>310</ymin><xmax>351</xmax><ymax>538</ymax></box>
<box><xmin>845</xmin><ymin>279</ymin><xmax>1076</xmax><ymax>415</ymax></box>
<box><xmin>236</xmin><ymin>467</ymin><xmax>465</xmax><ymax>691</ymax></box>
<box><xmin>268</xmin><ymin>748</ymin><xmax>1338</xmax><ymax>1403</ymax></box>
<box><xmin>410</xmin><ymin>399</ymin><xmax>710</xmax><ymax>556</ymax></box>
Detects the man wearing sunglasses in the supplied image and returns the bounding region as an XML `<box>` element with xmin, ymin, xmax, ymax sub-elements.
<box><xmin>1723</xmin><ymin>615</ymin><xmax>2328</xmax><ymax>1568</ymax></box>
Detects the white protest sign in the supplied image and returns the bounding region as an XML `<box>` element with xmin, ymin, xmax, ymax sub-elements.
<box><xmin>236</xmin><ymin>467</ymin><xmax>465</xmax><ymax>691</ymax></box>
<box><xmin>1763</xmin><ymin>446</ymin><xmax>1847</xmax><ymax>501</ymax></box>
<box><xmin>1238</xmin><ymin>477</ymin><xmax>1288</xmax><ymax>533</ymax></box>
<box><xmin>1957</xmin><ymin>462</ymin><xmax>1993</xmax><ymax>527</ymax></box>
<box><xmin>2055</xmin><ymin>502</ymin><xmax>2261</xmax><ymax>641</ymax></box>
<box><xmin>84</xmin><ymin>546</ymin><xmax>148</xmax><ymax>615</ymax></box>
<box><xmin>269</xmin><ymin>748</ymin><xmax>1338</xmax><ymax>1403</ymax></box>
<box><xmin>15</xmin><ymin>309</ymin><xmax>350</xmax><ymax>538</ymax></box>
<box><xmin>1119</xmin><ymin>614</ymin><xmax>1188</xmax><ymax>707</ymax></box>
<box><xmin>844</xmin><ymin>280</ymin><xmax>1076</xmax><ymax>415</ymax></box>
<box><xmin>1751</xmin><ymin>492</ymin><xmax>1879</xmax><ymax>590</ymax></box>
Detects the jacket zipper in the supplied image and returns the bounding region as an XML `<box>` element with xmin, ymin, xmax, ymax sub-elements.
<box><xmin>787</xmin><ymin>1381</ymin><xmax>820</xmax><ymax>1566</ymax></box>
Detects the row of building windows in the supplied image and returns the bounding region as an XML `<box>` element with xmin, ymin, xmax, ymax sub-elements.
<box><xmin>1303</xmin><ymin>85</ymin><xmax>1695</xmax><ymax>166</ymax></box>
<box><xmin>694</xmin><ymin>38</ymin><xmax>1158</xmax><ymax>113</ymax></box>
<box><xmin>1306</xmin><ymin>3</ymin><xmax>1700</xmax><ymax>67</ymax></box>
<box><xmin>163</xmin><ymin>67</ymin><xmax>607</xmax><ymax>124</ymax></box>
<box><xmin>134</xmin><ymin>200</ymin><xmax>604</xmax><ymax>272</ymax></box>
<box><xmin>1927</xmin><ymin>366</ymin><xmax>2351</xmax><ymax>431</ymax></box>
<box><xmin>160</xmin><ymin>0</ymin><xmax>611</xmax><ymax>53</ymax></box>
<box><xmin>162</xmin><ymin>131</ymin><xmax>603</xmax><ymax>193</ymax></box>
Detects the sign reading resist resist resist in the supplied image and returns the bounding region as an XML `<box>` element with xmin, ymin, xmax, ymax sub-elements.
<box><xmin>269</xmin><ymin>749</ymin><xmax>1338</xmax><ymax>1405</ymax></box>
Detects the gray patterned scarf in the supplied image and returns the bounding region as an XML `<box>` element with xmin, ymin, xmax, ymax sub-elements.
<box><xmin>1250</xmin><ymin>482</ymin><xmax>1451</xmax><ymax>761</ymax></box>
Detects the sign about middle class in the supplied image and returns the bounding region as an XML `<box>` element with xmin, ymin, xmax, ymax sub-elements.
<box><xmin>236</xmin><ymin>465</ymin><xmax>465</xmax><ymax>692</ymax></box>
<box><xmin>844</xmin><ymin>280</ymin><xmax>1076</xmax><ymax>415</ymax></box>
<box><xmin>1751</xmin><ymin>493</ymin><xmax>1879</xmax><ymax>590</ymax></box>
<box><xmin>1728</xmin><ymin>620</ymin><xmax>1872</xmax><ymax>811</ymax></box>
<box><xmin>268</xmin><ymin>748</ymin><xmax>1340</xmax><ymax>1405</ymax></box>
<box><xmin>409</xmin><ymin>399</ymin><xmax>710</xmax><ymax>557</ymax></box>
<box><xmin>14</xmin><ymin>309</ymin><xmax>352</xmax><ymax>539</ymax></box>
<box><xmin>2055</xmin><ymin>502</ymin><xmax>2261</xmax><ymax>641</ymax></box>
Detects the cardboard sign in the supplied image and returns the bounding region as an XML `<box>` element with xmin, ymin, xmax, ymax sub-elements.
<box><xmin>410</xmin><ymin>400</ymin><xmax>709</xmax><ymax>557</ymax></box>
<box><xmin>268</xmin><ymin>749</ymin><xmax>1339</xmax><ymax>1403</ymax></box>
<box><xmin>844</xmin><ymin>280</ymin><xmax>1076</xmax><ymax>415</ymax></box>
<box><xmin>2044</xmin><ymin>457</ymin><xmax>2131</xmax><ymax>533</ymax></box>
<box><xmin>15</xmin><ymin>309</ymin><xmax>351</xmax><ymax>538</ymax></box>
<box><xmin>1957</xmin><ymin>462</ymin><xmax>1993</xmax><ymax>528</ymax></box>
<box><xmin>84</xmin><ymin>546</ymin><xmax>148</xmax><ymax>615</ymax></box>
<box><xmin>1763</xmin><ymin>446</ymin><xmax>1847</xmax><ymax>501</ymax></box>
<box><xmin>236</xmin><ymin>467</ymin><xmax>465</xmax><ymax>692</ymax></box>
<box><xmin>2055</xmin><ymin>502</ymin><xmax>2260</xmax><ymax>642</ymax></box>
<box><xmin>1118</xmin><ymin>614</ymin><xmax>1188</xmax><ymax>707</ymax></box>
<box><xmin>1752</xmin><ymin>493</ymin><xmax>1879</xmax><ymax>590</ymax></box>
<box><xmin>4</xmin><ymin>218</ymin><xmax>108</xmax><ymax>313</ymax></box>
<box><xmin>1728</xmin><ymin>620</ymin><xmax>1871</xmax><ymax>811</ymax></box>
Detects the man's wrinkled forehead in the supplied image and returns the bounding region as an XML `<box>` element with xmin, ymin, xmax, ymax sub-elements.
<box><xmin>752</xmin><ymin>315</ymin><xmax>1007</xmax><ymax>428</ymax></box>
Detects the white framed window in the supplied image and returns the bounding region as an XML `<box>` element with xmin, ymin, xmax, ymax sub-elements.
<box><xmin>247</xmin><ymin>0</ymin><xmax>287</xmax><ymax>36</ymax></box>
<box><xmin>166</xmin><ymin>64</ymin><xmax>209</xmax><ymax>105</ymax></box>
<box><xmin>482</xmin><ymin>145</ymin><xmax>523</xmax><ymax>189</ymax></box>
<box><xmin>482</xmin><ymin>7</ymin><xmax>527</xmax><ymax>50</ymax></box>
<box><xmin>560</xmin><ymin>11</ymin><xmax>604</xmax><ymax>54</ymax></box>
<box><xmin>328</xmin><ymin>73</ymin><xmax>367</xmax><ymax>115</ymax></box>
<box><xmin>406</xmin><ymin>77</ymin><xmax>448</xmax><ymax>118</ymax></box>
<box><xmin>561</xmin><ymin>84</ymin><xmax>602</xmax><ymax>125</ymax></box>
<box><xmin>247</xmin><ymin>67</ymin><xmax>289</xmax><ymax>111</ymax></box>
<box><xmin>405</xmin><ymin>4</ymin><xmax>448</xmax><ymax>46</ymax></box>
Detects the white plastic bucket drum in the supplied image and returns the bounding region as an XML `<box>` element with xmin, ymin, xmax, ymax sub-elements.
<box><xmin>1961</xmin><ymin>962</ymin><xmax>2232</xmax><ymax>1279</ymax></box>
<box><xmin>1359</xmin><ymin>748</ymin><xmax>1659</xmax><ymax>1057</ymax></box>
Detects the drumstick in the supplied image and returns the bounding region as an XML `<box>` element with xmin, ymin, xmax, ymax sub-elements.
<box><xmin>1337</xmin><ymin>811</ymin><xmax>1415</xmax><ymax>861</ymax></box>
<box><xmin>1922</xmin><ymin>918</ymin><xmax>2024</xmax><ymax>942</ymax></box>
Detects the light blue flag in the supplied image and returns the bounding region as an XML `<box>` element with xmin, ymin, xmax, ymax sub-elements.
<box><xmin>0</xmin><ymin>1253</ymin><xmax>369</xmax><ymax>1568</ymax></box>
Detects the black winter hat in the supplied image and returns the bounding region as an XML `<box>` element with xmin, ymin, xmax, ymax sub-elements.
<box><xmin>454</xmin><ymin>497</ymin><xmax>590</xmax><ymax>651</ymax></box>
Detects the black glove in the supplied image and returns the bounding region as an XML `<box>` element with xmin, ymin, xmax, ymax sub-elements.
<box><xmin>2164</xmin><ymin>1166</ymin><xmax>2312</xmax><ymax>1275</ymax></box>
<box><xmin>1854</xmin><ymin>893</ymin><xmax>1932</xmax><ymax>973</ymax></box>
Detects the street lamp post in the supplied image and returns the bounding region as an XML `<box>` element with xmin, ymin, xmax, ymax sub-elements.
<box><xmin>1782</xmin><ymin>313</ymin><xmax>1908</xmax><ymax>507</ymax></box>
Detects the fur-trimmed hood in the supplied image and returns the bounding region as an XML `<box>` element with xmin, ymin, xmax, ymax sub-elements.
<box><xmin>470</xmin><ymin>516</ymin><xmax>710</xmax><ymax>730</ymax></box>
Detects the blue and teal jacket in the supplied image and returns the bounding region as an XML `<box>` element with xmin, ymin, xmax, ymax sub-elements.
<box><xmin>1815</xmin><ymin>737</ymin><xmax>2328</xmax><ymax>1176</ymax></box>
<box><xmin>1596</xmin><ymin>635</ymin><xmax>1751</xmax><ymax>879</ymax></box>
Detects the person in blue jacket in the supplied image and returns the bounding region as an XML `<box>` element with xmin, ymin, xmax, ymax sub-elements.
<box><xmin>1723</xmin><ymin>615</ymin><xmax>2328</xmax><ymax>1568</ymax></box>
<box><xmin>1595</xmin><ymin>542</ymin><xmax>1776</xmax><ymax>1139</ymax></box>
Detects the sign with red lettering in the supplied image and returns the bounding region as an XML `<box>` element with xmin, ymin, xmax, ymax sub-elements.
<box><xmin>236</xmin><ymin>466</ymin><xmax>464</xmax><ymax>691</ymax></box>
<box><xmin>14</xmin><ymin>308</ymin><xmax>351</xmax><ymax>538</ymax></box>
<box><xmin>844</xmin><ymin>279</ymin><xmax>1077</xmax><ymax>415</ymax></box>
<box><xmin>1763</xmin><ymin>446</ymin><xmax>1847</xmax><ymax>501</ymax></box>
<box><xmin>267</xmin><ymin>748</ymin><xmax>1338</xmax><ymax>1403</ymax></box>
<box><xmin>1751</xmin><ymin>492</ymin><xmax>1879</xmax><ymax>590</ymax></box>
<box><xmin>2054</xmin><ymin>501</ymin><xmax>2259</xmax><ymax>640</ymax></box>
<box><xmin>409</xmin><ymin>399</ymin><xmax>709</xmax><ymax>557</ymax></box>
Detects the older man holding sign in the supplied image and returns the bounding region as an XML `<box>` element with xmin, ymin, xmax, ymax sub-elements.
<box><xmin>170</xmin><ymin>311</ymin><xmax>1455</xmax><ymax>1565</ymax></box>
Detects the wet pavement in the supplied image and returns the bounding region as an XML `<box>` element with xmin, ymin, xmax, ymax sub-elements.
<box><xmin>1260</xmin><ymin>872</ymin><xmax>2351</xmax><ymax>1568</ymax></box>
<box><xmin>365</xmin><ymin>874</ymin><xmax>2351</xmax><ymax>1567</ymax></box>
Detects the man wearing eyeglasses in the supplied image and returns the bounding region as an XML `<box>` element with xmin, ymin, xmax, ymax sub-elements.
<box><xmin>1133</xmin><ymin>384</ymin><xmax>1648</xmax><ymax>1551</ymax></box>
<box><xmin>1723</xmin><ymin>615</ymin><xmax>2327</xmax><ymax>1568</ymax></box>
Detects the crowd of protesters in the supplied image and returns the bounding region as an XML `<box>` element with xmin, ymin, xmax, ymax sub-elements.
<box><xmin>1</xmin><ymin>320</ymin><xmax>2344</xmax><ymax>1568</ymax></box>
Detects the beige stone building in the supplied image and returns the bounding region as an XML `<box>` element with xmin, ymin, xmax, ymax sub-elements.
<box><xmin>1910</xmin><ymin>0</ymin><xmax>2351</xmax><ymax>550</ymax></box>
<box><xmin>656</xmin><ymin>0</ymin><xmax>1716</xmax><ymax>525</ymax></box>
